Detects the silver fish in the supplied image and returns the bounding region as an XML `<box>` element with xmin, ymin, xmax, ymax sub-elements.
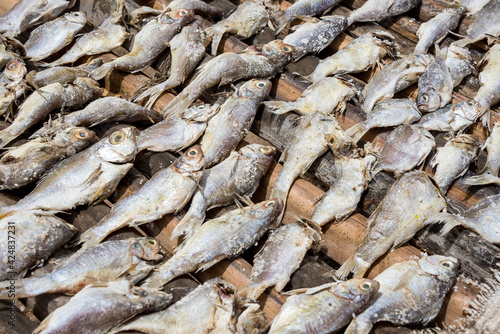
<box><xmin>26</xmin><ymin>59</ymin><xmax>102</xmax><ymax>89</ymax></box>
<box><xmin>459</xmin><ymin>0</ymin><xmax>491</xmax><ymax>14</ymax></box>
<box><xmin>482</xmin><ymin>121</ymin><xmax>500</xmax><ymax>176</ymax></box>
<box><xmin>0</xmin><ymin>35</ymin><xmax>25</xmax><ymax>69</ymax></box>
<box><xmin>167</xmin><ymin>0</ymin><xmax>221</xmax><ymax>18</ymax></box>
<box><xmin>336</xmin><ymin>171</ymin><xmax>447</xmax><ymax>279</ymax></box>
<box><xmin>475</xmin><ymin>43</ymin><xmax>500</xmax><ymax>126</ymax></box>
<box><xmin>416</xmin><ymin>100</ymin><xmax>482</xmax><ymax>133</ymax></box>
<box><xmin>24</xmin><ymin>12</ymin><xmax>87</xmax><ymax>61</ymax></box>
<box><xmin>172</xmin><ymin>144</ymin><xmax>276</xmax><ymax>239</ymax></box>
<box><xmin>446</xmin><ymin>45</ymin><xmax>474</xmax><ymax>87</ymax></box>
<box><xmin>348</xmin><ymin>0</ymin><xmax>421</xmax><ymax>25</ymax></box>
<box><xmin>345</xmin><ymin>255</ymin><xmax>459</xmax><ymax>334</ymax></box>
<box><xmin>0</xmin><ymin>58</ymin><xmax>27</xmax><ymax>117</ymax></box>
<box><xmin>453</xmin><ymin>0</ymin><xmax>500</xmax><ymax>46</ymax></box>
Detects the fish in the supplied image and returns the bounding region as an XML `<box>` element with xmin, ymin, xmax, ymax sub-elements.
<box><xmin>24</xmin><ymin>12</ymin><xmax>87</xmax><ymax>61</ymax></box>
<box><xmin>307</xmin><ymin>30</ymin><xmax>394</xmax><ymax>82</ymax></box>
<box><xmin>136</xmin><ymin>103</ymin><xmax>219</xmax><ymax>153</ymax></box>
<box><xmin>348</xmin><ymin>0</ymin><xmax>421</xmax><ymax>25</ymax></box>
<box><xmin>362</xmin><ymin>53</ymin><xmax>433</xmax><ymax>113</ymax></box>
<box><xmin>206</xmin><ymin>0</ymin><xmax>269</xmax><ymax>56</ymax></box>
<box><xmin>481</xmin><ymin>121</ymin><xmax>500</xmax><ymax>176</ymax></box>
<box><xmin>0</xmin><ymin>237</ymin><xmax>162</xmax><ymax>299</ymax></box>
<box><xmin>459</xmin><ymin>0</ymin><xmax>491</xmax><ymax>14</ymax></box>
<box><xmin>0</xmin><ymin>77</ymin><xmax>103</xmax><ymax>149</ymax></box>
<box><xmin>268</xmin><ymin>279</ymin><xmax>380</xmax><ymax>334</ymax></box>
<box><xmin>416</xmin><ymin>99</ymin><xmax>482</xmax><ymax>133</ymax></box>
<box><xmin>0</xmin><ymin>127</ymin><xmax>138</xmax><ymax>213</ymax></box>
<box><xmin>91</xmin><ymin>9</ymin><xmax>195</xmax><ymax>81</ymax></box>
<box><xmin>172</xmin><ymin>144</ymin><xmax>276</xmax><ymax>239</ymax></box>
<box><xmin>76</xmin><ymin>146</ymin><xmax>204</xmax><ymax>251</ymax></box>
<box><xmin>142</xmin><ymin>198</ymin><xmax>283</xmax><ymax>288</ymax></box>
<box><xmin>0</xmin><ymin>58</ymin><xmax>27</xmax><ymax>117</ymax></box>
<box><xmin>0</xmin><ymin>35</ymin><xmax>25</xmax><ymax>69</ymax></box>
<box><xmin>166</xmin><ymin>0</ymin><xmax>221</xmax><ymax>19</ymax></box>
<box><xmin>344</xmin><ymin>255</ymin><xmax>459</xmax><ymax>334</ymax></box>
<box><xmin>446</xmin><ymin>45</ymin><xmax>474</xmax><ymax>87</ymax></box>
<box><xmin>34</xmin><ymin>280</ymin><xmax>171</xmax><ymax>334</ymax></box>
<box><xmin>200</xmin><ymin>79</ymin><xmax>271</xmax><ymax>168</ymax></box>
<box><xmin>414</xmin><ymin>5</ymin><xmax>466</xmax><ymax>54</ymax></box>
<box><xmin>336</xmin><ymin>171</ymin><xmax>447</xmax><ymax>279</ymax></box>
<box><xmin>49</xmin><ymin>0</ymin><xmax>128</xmax><ymax>66</ymax></box>
<box><xmin>0</xmin><ymin>210</ymin><xmax>76</xmax><ymax>280</ymax></box>
<box><xmin>0</xmin><ymin>126</ymin><xmax>96</xmax><ymax>190</ymax></box>
<box><xmin>371</xmin><ymin>124</ymin><xmax>435</xmax><ymax>177</ymax></box>
<box><xmin>0</xmin><ymin>83</ymin><xmax>25</xmax><ymax>119</ymax></box>
<box><xmin>281</xmin><ymin>15</ymin><xmax>347</xmax><ymax>62</ymax></box>
<box><xmin>431</xmin><ymin>134</ymin><xmax>479</xmax><ymax>193</ymax></box>
<box><xmin>133</xmin><ymin>19</ymin><xmax>206</xmax><ymax>109</ymax></box>
<box><xmin>475</xmin><ymin>43</ymin><xmax>500</xmax><ymax>126</ymax></box>
<box><xmin>0</xmin><ymin>0</ymin><xmax>76</xmax><ymax>38</ymax></box>
<box><xmin>264</xmin><ymin>77</ymin><xmax>356</xmax><ymax>116</ymax></box>
<box><xmin>346</xmin><ymin>98</ymin><xmax>421</xmax><ymax>143</ymax></box>
<box><xmin>452</xmin><ymin>0</ymin><xmax>500</xmax><ymax>46</ymax></box>
<box><xmin>162</xmin><ymin>39</ymin><xmax>294</xmax><ymax>118</ymax></box>
<box><xmin>417</xmin><ymin>46</ymin><xmax>454</xmax><ymax>112</ymax></box>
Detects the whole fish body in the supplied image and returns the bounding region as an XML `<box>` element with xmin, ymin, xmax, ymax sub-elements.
<box><xmin>76</xmin><ymin>146</ymin><xmax>204</xmax><ymax>251</ymax></box>
<box><xmin>0</xmin><ymin>126</ymin><xmax>96</xmax><ymax>190</ymax></box>
<box><xmin>362</xmin><ymin>53</ymin><xmax>433</xmax><ymax>113</ymax></box>
<box><xmin>0</xmin><ymin>237</ymin><xmax>162</xmax><ymax>299</ymax></box>
<box><xmin>336</xmin><ymin>171</ymin><xmax>447</xmax><ymax>279</ymax></box>
<box><xmin>307</xmin><ymin>30</ymin><xmax>394</xmax><ymax>82</ymax></box>
<box><xmin>24</xmin><ymin>11</ymin><xmax>87</xmax><ymax>61</ymax></box>
<box><xmin>345</xmin><ymin>255</ymin><xmax>459</xmax><ymax>334</ymax></box>
<box><xmin>431</xmin><ymin>134</ymin><xmax>479</xmax><ymax>193</ymax></box>
<box><xmin>143</xmin><ymin>198</ymin><xmax>284</xmax><ymax>288</ymax></box>
<box><xmin>268</xmin><ymin>279</ymin><xmax>380</xmax><ymax>334</ymax></box>
<box><xmin>26</xmin><ymin>59</ymin><xmax>102</xmax><ymax>89</ymax></box>
<box><xmin>446</xmin><ymin>45</ymin><xmax>474</xmax><ymax>87</ymax></box>
<box><xmin>453</xmin><ymin>0</ymin><xmax>500</xmax><ymax>46</ymax></box>
<box><xmin>264</xmin><ymin>77</ymin><xmax>356</xmax><ymax>116</ymax></box>
<box><xmin>172</xmin><ymin>143</ymin><xmax>276</xmax><ymax>239</ymax></box>
<box><xmin>91</xmin><ymin>9</ymin><xmax>195</xmax><ymax>81</ymax></box>
<box><xmin>348</xmin><ymin>0</ymin><xmax>421</xmax><ymax>25</ymax></box>
<box><xmin>34</xmin><ymin>280</ymin><xmax>171</xmax><ymax>334</ymax></box>
<box><xmin>475</xmin><ymin>44</ymin><xmax>500</xmax><ymax>125</ymax></box>
<box><xmin>200</xmin><ymin>79</ymin><xmax>271</xmax><ymax>168</ymax></box>
<box><xmin>417</xmin><ymin>99</ymin><xmax>482</xmax><ymax>133</ymax></box>
<box><xmin>0</xmin><ymin>210</ymin><xmax>76</xmax><ymax>280</ymax></box>
<box><xmin>0</xmin><ymin>77</ymin><xmax>103</xmax><ymax>149</ymax></box>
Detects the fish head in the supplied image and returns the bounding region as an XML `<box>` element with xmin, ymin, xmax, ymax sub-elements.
<box><xmin>326</xmin><ymin>127</ymin><xmax>355</xmax><ymax>158</ymax></box>
<box><xmin>3</xmin><ymin>58</ymin><xmax>26</xmax><ymax>81</ymax></box>
<box><xmin>173</xmin><ymin>145</ymin><xmax>205</xmax><ymax>178</ymax></box>
<box><xmin>129</xmin><ymin>285</ymin><xmax>173</xmax><ymax>311</ymax></box>
<box><xmin>53</xmin><ymin>126</ymin><xmax>96</xmax><ymax>151</ymax></box>
<box><xmin>450</xmin><ymin>133</ymin><xmax>480</xmax><ymax>149</ymax></box>
<box><xmin>418</xmin><ymin>255</ymin><xmax>459</xmax><ymax>283</ymax></box>
<box><xmin>235</xmin><ymin>303</ymin><xmax>268</xmax><ymax>334</ymax></box>
<box><xmin>331</xmin><ymin>278</ymin><xmax>380</xmax><ymax>304</ymax></box>
<box><xmin>455</xmin><ymin>100</ymin><xmax>482</xmax><ymax>121</ymax></box>
<box><xmin>253</xmin><ymin>198</ymin><xmax>284</xmax><ymax>222</ymax></box>
<box><xmin>161</xmin><ymin>8</ymin><xmax>195</xmax><ymax>24</ymax></box>
<box><xmin>261</xmin><ymin>40</ymin><xmax>295</xmax><ymax>65</ymax></box>
<box><xmin>132</xmin><ymin>237</ymin><xmax>163</xmax><ymax>261</ymax></box>
<box><xmin>182</xmin><ymin>103</ymin><xmax>220</xmax><ymax>122</ymax></box>
<box><xmin>63</xmin><ymin>11</ymin><xmax>87</xmax><ymax>25</ymax></box>
<box><xmin>239</xmin><ymin>144</ymin><xmax>276</xmax><ymax>172</ymax></box>
<box><xmin>98</xmin><ymin>126</ymin><xmax>139</xmax><ymax>164</ymax></box>
<box><xmin>238</xmin><ymin>79</ymin><xmax>272</xmax><ymax>99</ymax></box>
<box><xmin>417</xmin><ymin>88</ymin><xmax>442</xmax><ymax>113</ymax></box>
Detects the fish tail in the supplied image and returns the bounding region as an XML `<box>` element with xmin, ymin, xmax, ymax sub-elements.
<box><xmin>72</xmin><ymin>226</ymin><xmax>107</xmax><ymax>252</ymax></box>
<box><xmin>207</xmin><ymin>25</ymin><xmax>225</xmax><ymax>56</ymax></box>
<box><xmin>463</xmin><ymin>173</ymin><xmax>500</xmax><ymax>186</ymax></box>
<box><xmin>161</xmin><ymin>90</ymin><xmax>193</xmax><ymax>119</ymax></box>
<box><xmin>0</xmin><ymin>276</ymin><xmax>55</xmax><ymax>299</ymax></box>
<box><xmin>336</xmin><ymin>254</ymin><xmax>369</xmax><ymax>279</ymax></box>
<box><xmin>425</xmin><ymin>212</ymin><xmax>465</xmax><ymax>235</ymax></box>
<box><xmin>134</xmin><ymin>82</ymin><xmax>171</xmax><ymax>109</ymax></box>
<box><xmin>90</xmin><ymin>62</ymin><xmax>115</xmax><ymax>81</ymax></box>
<box><xmin>344</xmin><ymin>315</ymin><xmax>373</xmax><ymax>334</ymax></box>
<box><xmin>141</xmin><ymin>270</ymin><xmax>172</xmax><ymax>289</ymax></box>
<box><xmin>269</xmin><ymin>187</ymin><xmax>288</xmax><ymax>227</ymax></box>
<box><xmin>0</xmin><ymin>128</ymin><xmax>17</xmax><ymax>149</ymax></box>
<box><xmin>171</xmin><ymin>209</ymin><xmax>206</xmax><ymax>240</ymax></box>
<box><xmin>270</xmin><ymin>11</ymin><xmax>289</xmax><ymax>35</ymax></box>
<box><xmin>263</xmin><ymin>100</ymin><xmax>294</xmax><ymax>115</ymax></box>
<box><xmin>345</xmin><ymin>122</ymin><xmax>368</xmax><ymax>143</ymax></box>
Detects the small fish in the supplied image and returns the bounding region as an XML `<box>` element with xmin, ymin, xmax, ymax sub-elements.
<box><xmin>0</xmin><ymin>58</ymin><xmax>27</xmax><ymax>117</ymax></box>
<box><xmin>452</xmin><ymin>0</ymin><xmax>500</xmax><ymax>46</ymax></box>
<box><xmin>0</xmin><ymin>83</ymin><xmax>25</xmax><ymax>118</ymax></box>
<box><xmin>307</xmin><ymin>30</ymin><xmax>394</xmax><ymax>82</ymax></box>
<box><xmin>172</xmin><ymin>144</ymin><xmax>276</xmax><ymax>239</ymax></box>
<box><xmin>24</xmin><ymin>12</ymin><xmax>87</xmax><ymax>61</ymax></box>
<box><xmin>166</xmin><ymin>0</ymin><xmax>221</xmax><ymax>18</ymax></box>
<box><xmin>264</xmin><ymin>77</ymin><xmax>356</xmax><ymax>116</ymax></box>
<box><xmin>431</xmin><ymin>134</ymin><xmax>479</xmax><ymax>193</ymax></box>
<box><xmin>0</xmin><ymin>35</ymin><xmax>25</xmax><ymax>69</ymax></box>
<box><xmin>268</xmin><ymin>279</ymin><xmax>380</xmax><ymax>334</ymax></box>
<box><xmin>0</xmin><ymin>237</ymin><xmax>162</xmax><ymax>299</ymax></box>
<box><xmin>336</xmin><ymin>171</ymin><xmax>447</xmax><ymax>279</ymax></box>
<box><xmin>482</xmin><ymin>121</ymin><xmax>500</xmax><ymax>176</ymax></box>
<box><xmin>362</xmin><ymin>53</ymin><xmax>433</xmax><ymax>113</ymax></box>
<box><xmin>446</xmin><ymin>45</ymin><xmax>474</xmax><ymax>87</ymax></box>
<box><xmin>416</xmin><ymin>99</ymin><xmax>482</xmax><ymax>133</ymax></box>
<box><xmin>348</xmin><ymin>0</ymin><xmax>421</xmax><ymax>25</ymax></box>
<box><xmin>346</xmin><ymin>98</ymin><xmax>421</xmax><ymax>143</ymax></box>
<box><xmin>475</xmin><ymin>43</ymin><xmax>500</xmax><ymax>126</ymax></box>
<box><xmin>34</xmin><ymin>280</ymin><xmax>171</xmax><ymax>334</ymax></box>
<box><xmin>142</xmin><ymin>198</ymin><xmax>283</xmax><ymax>288</ymax></box>
<box><xmin>344</xmin><ymin>255</ymin><xmax>459</xmax><ymax>334</ymax></box>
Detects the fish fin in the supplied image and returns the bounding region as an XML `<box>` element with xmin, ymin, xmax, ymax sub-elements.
<box><xmin>425</xmin><ymin>212</ymin><xmax>464</xmax><ymax>235</ymax></box>
<box><xmin>116</xmin><ymin>263</ymin><xmax>139</xmax><ymax>280</ymax></box>
<box><xmin>171</xmin><ymin>209</ymin><xmax>205</xmax><ymax>240</ymax></box>
<box><xmin>207</xmin><ymin>25</ymin><xmax>226</xmax><ymax>56</ymax></box>
<box><xmin>485</xmin><ymin>34</ymin><xmax>500</xmax><ymax>44</ymax></box>
<box><xmin>162</xmin><ymin>90</ymin><xmax>192</xmax><ymax>119</ymax></box>
<box><xmin>480</xmin><ymin>108</ymin><xmax>491</xmax><ymax>129</ymax></box>
<box><xmin>263</xmin><ymin>100</ymin><xmax>294</xmax><ymax>115</ymax></box>
<box><xmin>345</xmin><ymin>122</ymin><xmax>368</xmax><ymax>144</ymax></box>
<box><xmin>336</xmin><ymin>254</ymin><xmax>369</xmax><ymax>279</ymax></box>
<box><xmin>270</xmin><ymin>11</ymin><xmax>288</xmax><ymax>35</ymax></box>
<box><xmin>234</xmin><ymin>193</ymin><xmax>254</xmax><ymax>206</ymax></box>
<box><xmin>197</xmin><ymin>255</ymin><xmax>225</xmax><ymax>272</ymax></box>
<box><xmin>344</xmin><ymin>316</ymin><xmax>373</xmax><ymax>334</ymax></box>
<box><xmin>173</xmin><ymin>193</ymin><xmax>195</xmax><ymax>215</ymax></box>
<box><xmin>0</xmin><ymin>128</ymin><xmax>17</xmax><ymax>150</ymax></box>
<box><xmin>463</xmin><ymin>173</ymin><xmax>500</xmax><ymax>186</ymax></box>
<box><xmin>134</xmin><ymin>83</ymin><xmax>170</xmax><ymax>109</ymax></box>
<box><xmin>90</xmin><ymin>62</ymin><xmax>114</xmax><ymax>81</ymax></box>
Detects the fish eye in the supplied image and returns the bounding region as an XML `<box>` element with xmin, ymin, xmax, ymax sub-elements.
<box><xmin>178</xmin><ymin>9</ymin><xmax>188</xmax><ymax>16</ymax></box>
<box><xmin>405</xmin><ymin>64</ymin><xmax>410</xmax><ymax>69</ymax></box>
<box><xmin>328</xmin><ymin>135</ymin><xmax>339</xmax><ymax>149</ymax></box>
<box><xmin>7</xmin><ymin>62</ymin><xmax>16</xmax><ymax>70</ymax></box>
<box><xmin>197</xmin><ymin>105</ymin><xmax>206</xmax><ymax>110</ymax></box>
<box><xmin>76</xmin><ymin>131</ymin><xmax>88</xmax><ymax>139</ymax></box>
<box><xmin>256</xmin><ymin>81</ymin><xmax>267</xmax><ymax>88</ymax></box>
<box><xmin>74</xmin><ymin>13</ymin><xmax>79</xmax><ymax>16</ymax></box>
<box><xmin>441</xmin><ymin>260</ymin><xmax>453</xmax><ymax>268</ymax></box>
<box><xmin>147</xmin><ymin>239</ymin><xmax>157</xmax><ymax>246</ymax></box>
<box><xmin>467</xmin><ymin>101</ymin><xmax>474</xmax><ymax>106</ymax></box>
<box><xmin>188</xmin><ymin>149</ymin><xmax>198</xmax><ymax>156</ymax></box>
<box><xmin>109</xmin><ymin>130</ymin><xmax>125</xmax><ymax>145</ymax></box>
<box><xmin>360</xmin><ymin>282</ymin><xmax>372</xmax><ymax>290</ymax></box>
<box><xmin>266</xmin><ymin>201</ymin><xmax>275</xmax><ymax>207</ymax></box>
<box><xmin>421</xmin><ymin>94</ymin><xmax>428</xmax><ymax>102</ymax></box>
<box><xmin>259</xmin><ymin>146</ymin><xmax>274</xmax><ymax>155</ymax></box>
<box><xmin>281</xmin><ymin>45</ymin><xmax>293</xmax><ymax>52</ymax></box>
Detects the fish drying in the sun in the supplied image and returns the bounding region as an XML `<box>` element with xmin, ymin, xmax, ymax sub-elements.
<box><xmin>479</xmin><ymin>121</ymin><xmax>500</xmax><ymax>176</ymax></box>
<box><xmin>431</xmin><ymin>134</ymin><xmax>479</xmax><ymax>193</ymax></box>
<box><xmin>49</xmin><ymin>0</ymin><xmax>128</xmax><ymax>66</ymax></box>
<box><xmin>346</xmin><ymin>98</ymin><xmax>421</xmax><ymax>143</ymax></box>
<box><xmin>416</xmin><ymin>99</ymin><xmax>482</xmax><ymax>133</ymax></box>
<box><xmin>336</xmin><ymin>171</ymin><xmax>447</xmax><ymax>279</ymax></box>
<box><xmin>172</xmin><ymin>143</ymin><xmax>276</xmax><ymax>239</ymax></box>
<box><xmin>0</xmin><ymin>0</ymin><xmax>76</xmax><ymax>38</ymax></box>
<box><xmin>348</xmin><ymin>0</ymin><xmax>421</xmax><ymax>25</ymax></box>
<box><xmin>345</xmin><ymin>255</ymin><xmax>459</xmax><ymax>334</ymax></box>
<box><xmin>475</xmin><ymin>43</ymin><xmax>500</xmax><ymax>126</ymax></box>
<box><xmin>452</xmin><ymin>0</ymin><xmax>500</xmax><ymax>47</ymax></box>
<box><xmin>0</xmin><ymin>58</ymin><xmax>27</xmax><ymax>117</ymax></box>
<box><xmin>0</xmin><ymin>35</ymin><xmax>25</xmax><ymax>69</ymax></box>
<box><xmin>414</xmin><ymin>4</ymin><xmax>466</xmax><ymax>54</ymax></box>
<box><xmin>0</xmin><ymin>127</ymin><xmax>137</xmax><ymax>213</ymax></box>
<box><xmin>307</xmin><ymin>30</ymin><xmax>394</xmax><ymax>82</ymax></box>
<box><xmin>362</xmin><ymin>53</ymin><xmax>433</xmax><ymax>113</ymax></box>
<box><xmin>0</xmin><ymin>237</ymin><xmax>162</xmax><ymax>299</ymax></box>
<box><xmin>133</xmin><ymin>19</ymin><xmax>206</xmax><ymax>109</ymax></box>
<box><xmin>0</xmin><ymin>211</ymin><xmax>76</xmax><ymax>281</ymax></box>
<box><xmin>143</xmin><ymin>199</ymin><xmax>283</xmax><ymax>288</ymax></box>
<box><xmin>24</xmin><ymin>12</ymin><xmax>87</xmax><ymax>61</ymax></box>
<box><xmin>162</xmin><ymin>40</ymin><xmax>295</xmax><ymax>118</ymax></box>
<box><xmin>76</xmin><ymin>146</ymin><xmax>204</xmax><ymax>251</ymax></box>
<box><xmin>282</xmin><ymin>16</ymin><xmax>347</xmax><ymax>62</ymax></box>
<box><xmin>200</xmin><ymin>79</ymin><xmax>271</xmax><ymax>168</ymax></box>
<box><xmin>372</xmin><ymin>125</ymin><xmax>435</xmax><ymax>177</ymax></box>
<box><xmin>0</xmin><ymin>126</ymin><xmax>95</xmax><ymax>190</ymax></box>
<box><xmin>446</xmin><ymin>45</ymin><xmax>474</xmax><ymax>87</ymax></box>
<box><xmin>268</xmin><ymin>279</ymin><xmax>379</xmax><ymax>334</ymax></box>
<box><xmin>91</xmin><ymin>9</ymin><xmax>195</xmax><ymax>80</ymax></box>
<box><xmin>459</xmin><ymin>0</ymin><xmax>490</xmax><ymax>14</ymax></box>
<box><xmin>264</xmin><ymin>77</ymin><xmax>356</xmax><ymax>115</ymax></box>
<box><xmin>166</xmin><ymin>0</ymin><xmax>221</xmax><ymax>18</ymax></box>
<box><xmin>206</xmin><ymin>0</ymin><xmax>269</xmax><ymax>56</ymax></box>
<box><xmin>34</xmin><ymin>280</ymin><xmax>171</xmax><ymax>334</ymax></box>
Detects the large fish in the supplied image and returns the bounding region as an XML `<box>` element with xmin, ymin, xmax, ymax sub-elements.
<box><xmin>348</xmin><ymin>0</ymin><xmax>421</xmax><ymax>25</ymax></box>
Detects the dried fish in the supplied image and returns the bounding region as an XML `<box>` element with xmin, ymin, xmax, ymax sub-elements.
<box><xmin>481</xmin><ymin>121</ymin><xmax>500</xmax><ymax>176</ymax></box>
<box><xmin>453</xmin><ymin>0</ymin><xmax>500</xmax><ymax>46</ymax></box>
<box><xmin>446</xmin><ymin>45</ymin><xmax>473</xmax><ymax>87</ymax></box>
<box><xmin>348</xmin><ymin>0</ymin><xmax>421</xmax><ymax>25</ymax></box>
<box><xmin>416</xmin><ymin>100</ymin><xmax>482</xmax><ymax>133</ymax></box>
<box><xmin>172</xmin><ymin>144</ymin><xmax>276</xmax><ymax>239</ymax></box>
<box><xmin>268</xmin><ymin>279</ymin><xmax>380</xmax><ymax>334</ymax></box>
<box><xmin>24</xmin><ymin>12</ymin><xmax>87</xmax><ymax>61</ymax></box>
<box><xmin>26</xmin><ymin>59</ymin><xmax>102</xmax><ymax>89</ymax></box>
<box><xmin>475</xmin><ymin>43</ymin><xmax>500</xmax><ymax>126</ymax></box>
<box><xmin>34</xmin><ymin>280</ymin><xmax>171</xmax><ymax>334</ymax></box>
<box><xmin>0</xmin><ymin>58</ymin><xmax>27</xmax><ymax>117</ymax></box>
<box><xmin>166</xmin><ymin>0</ymin><xmax>221</xmax><ymax>18</ymax></box>
<box><xmin>143</xmin><ymin>198</ymin><xmax>283</xmax><ymax>288</ymax></box>
<box><xmin>345</xmin><ymin>255</ymin><xmax>459</xmax><ymax>334</ymax></box>
<box><xmin>0</xmin><ymin>35</ymin><xmax>25</xmax><ymax>69</ymax></box>
<box><xmin>459</xmin><ymin>0</ymin><xmax>491</xmax><ymax>15</ymax></box>
<box><xmin>336</xmin><ymin>171</ymin><xmax>447</xmax><ymax>279</ymax></box>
